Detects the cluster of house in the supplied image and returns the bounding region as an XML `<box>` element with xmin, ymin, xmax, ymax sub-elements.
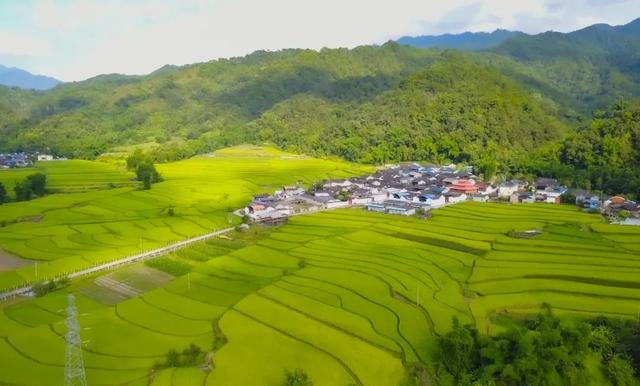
<box><xmin>0</xmin><ymin>153</ymin><xmax>57</xmax><ymax>169</ymax></box>
<box><xmin>241</xmin><ymin>163</ymin><xmax>640</xmax><ymax>223</ymax></box>
<box><xmin>505</xmin><ymin>178</ymin><xmax>568</xmax><ymax>204</ymax></box>
<box><xmin>244</xmin><ymin>163</ymin><xmax>492</xmax><ymax>219</ymax></box>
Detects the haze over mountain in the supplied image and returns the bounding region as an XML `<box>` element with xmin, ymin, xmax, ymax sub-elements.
<box><xmin>0</xmin><ymin>65</ymin><xmax>60</xmax><ymax>90</ymax></box>
<box><xmin>396</xmin><ymin>30</ymin><xmax>524</xmax><ymax>51</ymax></box>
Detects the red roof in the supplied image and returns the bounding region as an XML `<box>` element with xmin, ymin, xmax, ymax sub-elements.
<box><xmin>450</xmin><ymin>179</ymin><xmax>478</xmax><ymax>193</ymax></box>
<box><xmin>610</xmin><ymin>196</ymin><xmax>625</xmax><ymax>205</ymax></box>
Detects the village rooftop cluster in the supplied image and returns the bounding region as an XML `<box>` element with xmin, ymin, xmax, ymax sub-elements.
<box><xmin>0</xmin><ymin>152</ymin><xmax>59</xmax><ymax>169</ymax></box>
<box><xmin>242</xmin><ymin>163</ymin><xmax>639</xmax><ymax>222</ymax></box>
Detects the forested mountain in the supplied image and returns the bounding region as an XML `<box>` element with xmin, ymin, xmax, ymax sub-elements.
<box><xmin>0</xmin><ymin>45</ymin><xmax>566</xmax><ymax>169</ymax></box>
<box><xmin>488</xmin><ymin>18</ymin><xmax>640</xmax><ymax>112</ymax></box>
<box><xmin>0</xmin><ymin>65</ymin><xmax>60</xmax><ymax>90</ymax></box>
<box><xmin>541</xmin><ymin>101</ymin><xmax>640</xmax><ymax>196</ymax></box>
<box><xmin>397</xmin><ymin>29</ymin><xmax>523</xmax><ymax>50</ymax></box>
<box><xmin>245</xmin><ymin>52</ymin><xmax>566</xmax><ymax>171</ymax></box>
<box><xmin>0</xmin><ymin>19</ymin><xmax>639</xmax><ymax>197</ymax></box>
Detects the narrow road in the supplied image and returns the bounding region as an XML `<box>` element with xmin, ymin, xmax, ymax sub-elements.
<box><xmin>0</xmin><ymin>226</ymin><xmax>235</xmax><ymax>301</ymax></box>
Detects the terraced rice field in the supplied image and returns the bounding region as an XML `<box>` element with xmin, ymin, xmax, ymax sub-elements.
<box><xmin>0</xmin><ymin>160</ymin><xmax>136</xmax><ymax>199</ymax></box>
<box><xmin>2</xmin><ymin>202</ymin><xmax>638</xmax><ymax>386</ymax></box>
<box><xmin>0</xmin><ymin>146</ymin><xmax>370</xmax><ymax>290</ymax></box>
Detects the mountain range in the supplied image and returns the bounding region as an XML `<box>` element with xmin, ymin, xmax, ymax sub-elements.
<box><xmin>0</xmin><ymin>64</ymin><xmax>60</xmax><ymax>90</ymax></box>
<box><xmin>0</xmin><ymin>18</ymin><xmax>638</xmax><ymax>195</ymax></box>
<box><xmin>396</xmin><ymin>29</ymin><xmax>524</xmax><ymax>51</ymax></box>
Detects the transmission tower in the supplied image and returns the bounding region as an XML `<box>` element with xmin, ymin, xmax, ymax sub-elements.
<box><xmin>64</xmin><ymin>294</ymin><xmax>87</xmax><ymax>386</ymax></box>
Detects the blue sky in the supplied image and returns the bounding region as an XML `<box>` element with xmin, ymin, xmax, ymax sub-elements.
<box><xmin>0</xmin><ymin>0</ymin><xmax>638</xmax><ymax>81</ymax></box>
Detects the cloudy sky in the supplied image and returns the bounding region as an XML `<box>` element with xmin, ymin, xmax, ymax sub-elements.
<box><xmin>0</xmin><ymin>0</ymin><xmax>638</xmax><ymax>81</ymax></box>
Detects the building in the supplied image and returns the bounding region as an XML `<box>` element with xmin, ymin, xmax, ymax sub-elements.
<box><xmin>246</xmin><ymin>203</ymin><xmax>266</xmax><ymax>214</ymax></box>
<box><xmin>416</xmin><ymin>193</ymin><xmax>447</xmax><ymax>208</ymax></box>
<box><xmin>497</xmin><ymin>181</ymin><xmax>521</xmax><ymax>197</ymax></box>
<box><xmin>535</xmin><ymin>178</ymin><xmax>558</xmax><ymax>191</ymax></box>
<box><xmin>445</xmin><ymin>193</ymin><xmax>467</xmax><ymax>204</ymax></box>
<box><xmin>366</xmin><ymin>200</ymin><xmax>417</xmax><ymax>216</ymax></box>
<box><xmin>471</xmin><ymin>194</ymin><xmax>489</xmax><ymax>202</ymax></box>
<box><xmin>583</xmin><ymin>197</ymin><xmax>601</xmax><ymax>210</ymax></box>
<box><xmin>511</xmin><ymin>192</ymin><xmax>535</xmax><ymax>204</ymax></box>
<box><xmin>449</xmin><ymin>179</ymin><xmax>478</xmax><ymax>194</ymax></box>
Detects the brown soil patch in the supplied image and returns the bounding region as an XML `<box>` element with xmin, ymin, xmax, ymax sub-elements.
<box><xmin>0</xmin><ymin>249</ymin><xmax>33</xmax><ymax>271</ymax></box>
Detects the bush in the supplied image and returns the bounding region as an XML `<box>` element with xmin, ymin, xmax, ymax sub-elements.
<box><xmin>283</xmin><ymin>369</ymin><xmax>313</xmax><ymax>386</ymax></box>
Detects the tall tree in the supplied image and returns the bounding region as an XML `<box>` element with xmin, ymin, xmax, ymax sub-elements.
<box><xmin>14</xmin><ymin>180</ymin><xmax>32</xmax><ymax>201</ymax></box>
<box><xmin>0</xmin><ymin>182</ymin><xmax>6</xmax><ymax>204</ymax></box>
<box><xmin>27</xmin><ymin>172</ymin><xmax>47</xmax><ymax>196</ymax></box>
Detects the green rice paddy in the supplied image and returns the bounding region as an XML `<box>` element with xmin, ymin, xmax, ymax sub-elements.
<box><xmin>1</xmin><ymin>198</ymin><xmax>639</xmax><ymax>386</ymax></box>
<box><xmin>0</xmin><ymin>146</ymin><xmax>370</xmax><ymax>290</ymax></box>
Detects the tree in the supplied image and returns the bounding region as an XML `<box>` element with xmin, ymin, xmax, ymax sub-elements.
<box><xmin>27</xmin><ymin>172</ymin><xmax>47</xmax><ymax>196</ymax></box>
<box><xmin>14</xmin><ymin>180</ymin><xmax>32</xmax><ymax>201</ymax></box>
<box><xmin>181</xmin><ymin>344</ymin><xmax>202</xmax><ymax>366</ymax></box>
<box><xmin>126</xmin><ymin>148</ymin><xmax>146</xmax><ymax>171</ymax></box>
<box><xmin>165</xmin><ymin>349</ymin><xmax>181</xmax><ymax>367</ymax></box>
<box><xmin>283</xmin><ymin>369</ymin><xmax>313</xmax><ymax>386</ymax></box>
<box><xmin>0</xmin><ymin>182</ymin><xmax>6</xmax><ymax>204</ymax></box>
<box><xmin>336</xmin><ymin>190</ymin><xmax>351</xmax><ymax>202</ymax></box>
<box><xmin>439</xmin><ymin>317</ymin><xmax>480</xmax><ymax>382</ymax></box>
<box><xmin>605</xmin><ymin>355</ymin><xmax>638</xmax><ymax>386</ymax></box>
<box><xmin>135</xmin><ymin>161</ymin><xmax>161</xmax><ymax>190</ymax></box>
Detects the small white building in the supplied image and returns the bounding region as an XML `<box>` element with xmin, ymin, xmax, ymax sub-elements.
<box><xmin>446</xmin><ymin>193</ymin><xmax>468</xmax><ymax>204</ymax></box>
<box><xmin>497</xmin><ymin>181</ymin><xmax>519</xmax><ymax>197</ymax></box>
<box><xmin>371</xmin><ymin>190</ymin><xmax>388</xmax><ymax>202</ymax></box>
<box><xmin>324</xmin><ymin>180</ymin><xmax>353</xmax><ymax>188</ymax></box>
<box><xmin>326</xmin><ymin>200</ymin><xmax>351</xmax><ymax>209</ymax></box>
<box><xmin>351</xmin><ymin>196</ymin><xmax>373</xmax><ymax>205</ymax></box>
<box><xmin>37</xmin><ymin>154</ymin><xmax>54</xmax><ymax>161</ymax></box>
<box><xmin>471</xmin><ymin>194</ymin><xmax>489</xmax><ymax>203</ymax></box>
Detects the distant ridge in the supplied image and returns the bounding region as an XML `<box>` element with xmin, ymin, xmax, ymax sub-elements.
<box><xmin>0</xmin><ymin>64</ymin><xmax>60</xmax><ymax>90</ymax></box>
<box><xmin>396</xmin><ymin>29</ymin><xmax>524</xmax><ymax>51</ymax></box>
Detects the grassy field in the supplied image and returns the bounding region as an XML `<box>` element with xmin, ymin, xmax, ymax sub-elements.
<box><xmin>1</xmin><ymin>201</ymin><xmax>639</xmax><ymax>386</ymax></box>
<box><xmin>0</xmin><ymin>146</ymin><xmax>371</xmax><ymax>290</ymax></box>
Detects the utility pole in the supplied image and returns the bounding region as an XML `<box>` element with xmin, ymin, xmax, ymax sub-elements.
<box><xmin>64</xmin><ymin>294</ymin><xmax>87</xmax><ymax>386</ymax></box>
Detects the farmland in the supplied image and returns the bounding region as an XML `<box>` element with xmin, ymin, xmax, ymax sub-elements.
<box><xmin>0</xmin><ymin>160</ymin><xmax>137</xmax><ymax>199</ymax></box>
<box><xmin>1</xmin><ymin>201</ymin><xmax>639</xmax><ymax>385</ymax></box>
<box><xmin>0</xmin><ymin>146</ymin><xmax>371</xmax><ymax>290</ymax></box>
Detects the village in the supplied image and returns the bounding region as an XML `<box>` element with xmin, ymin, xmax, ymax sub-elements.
<box><xmin>243</xmin><ymin>163</ymin><xmax>640</xmax><ymax>225</ymax></box>
<box><xmin>0</xmin><ymin>152</ymin><xmax>59</xmax><ymax>168</ymax></box>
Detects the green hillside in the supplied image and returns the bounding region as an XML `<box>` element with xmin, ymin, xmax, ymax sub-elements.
<box><xmin>490</xmin><ymin>18</ymin><xmax>640</xmax><ymax>112</ymax></box>
<box><xmin>0</xmin><ymin>19</ymin><xmax>638</xmax><ymax>197</ymax></box>
<box><xmin>0</xmin><ymin>46</ymin><xmax>568</xmax><ymax>168</ymax></box>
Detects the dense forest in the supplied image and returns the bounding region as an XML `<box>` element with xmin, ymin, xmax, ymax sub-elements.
<box><xmin>415</xmin><ymin>307</ymin><xmax>640</xmax><ymax>386</ymax></box>
<box><xmin>0</xmin><ymin>19</ymin><xmax>639</xmax><ymax>197</ymax></box>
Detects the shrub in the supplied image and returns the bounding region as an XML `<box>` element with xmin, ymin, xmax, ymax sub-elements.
<box><xmin>283</xmin><ymin>369</ymin><xmax>313</xmax><ymax>386</ymax></box>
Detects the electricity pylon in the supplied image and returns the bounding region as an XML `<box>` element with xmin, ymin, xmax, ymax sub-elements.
<box><xmin>64</xmin><ymin>294</ymin><xmax>87</xmax><ymax>386</ymax></box>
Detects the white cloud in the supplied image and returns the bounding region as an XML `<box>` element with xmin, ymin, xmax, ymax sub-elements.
<box><xmin>0</xmin><ymin>31</ymin><xmax>53</xmax><ymax>57</ymax></box>
<box><xmin>0</xmin><ymin>0</ymin><xmax>638</xmax><ymax>81</ymax></box>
